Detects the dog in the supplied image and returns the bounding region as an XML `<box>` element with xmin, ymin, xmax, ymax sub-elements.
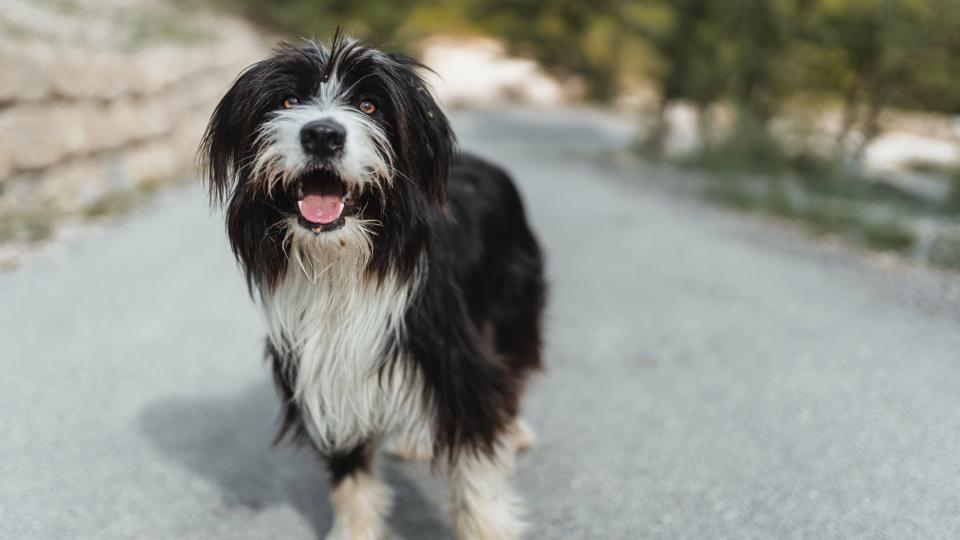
<box><xmin>200</xmin><ymin>33</ymin><xmax>545</xmax><ymax>540</ymax></box>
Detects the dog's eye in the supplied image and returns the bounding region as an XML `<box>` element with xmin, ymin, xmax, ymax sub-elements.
<box><xmin>282</xmin><ymin>95</ymin><xmax>299</xmax><ymax>109</ymax></box>
<box><xmin>358</xmin><ymin>99</ymin><xmax>377</xmax><ymax>115</ymax></box>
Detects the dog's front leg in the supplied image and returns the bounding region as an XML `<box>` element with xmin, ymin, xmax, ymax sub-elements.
<box><xmin>325</xmin><ymin>443</ymin><xmax>391</xmax><ymax>540</ymax></box>
<box><xmin>451</xmin><ymin>440</ymin><xmax>526</xmax><ymax>540</ymax></box>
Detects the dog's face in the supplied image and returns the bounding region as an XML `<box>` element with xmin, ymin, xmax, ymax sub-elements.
<box><xmin>201</xmin><ymin>37</ymin><xmax>454</xmax><ymax>287</ymax></box>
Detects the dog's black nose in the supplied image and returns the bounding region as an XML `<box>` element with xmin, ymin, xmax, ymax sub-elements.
<box><xmin>300</xmin><ymin>120</ymin><xmax>346</xmax><ymax>157</ymax></box>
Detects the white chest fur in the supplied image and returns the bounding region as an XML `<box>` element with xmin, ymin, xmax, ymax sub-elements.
<box><xmin>261</xmin><ymin>255</ymin><xmax>420</xmax><ymax>453</ymax></box>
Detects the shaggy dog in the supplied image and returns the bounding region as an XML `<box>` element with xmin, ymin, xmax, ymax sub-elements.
<box><xmin>200</xmin><ymin>34</ymin><xmax>545</xmax><ymax>539</ymax></box>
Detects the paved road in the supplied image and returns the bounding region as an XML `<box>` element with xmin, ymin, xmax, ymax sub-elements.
<box><xmin>3</xmin><ymin>108</ymin><xmax>960</xmax><ymax>540</ymax></box>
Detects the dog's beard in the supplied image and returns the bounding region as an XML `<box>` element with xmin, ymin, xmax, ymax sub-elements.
<box><xmin>281</xmin><ymin>215</ymin><xmax>377</xmax><ymax>282</ymax></box>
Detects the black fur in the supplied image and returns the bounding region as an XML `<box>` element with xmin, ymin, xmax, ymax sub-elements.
<box><xmin>266</xmin><ymin>339</ymin><xmax>307</xmax><ymax>446</ymax></box>
<box><xmin>327</xmin><ymin>443</ymin><xmax>374</xmax><ymax>485</ymax></box>
<box><xmin>200</xmin><ymin>37</ymin><xmax>545</xmax><ymax>464</ymax></box>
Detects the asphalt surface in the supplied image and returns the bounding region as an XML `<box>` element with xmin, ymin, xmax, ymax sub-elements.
<box><xmin>3</xmin><ymin>107</ymin><xmax>960</xmax><ymax>540</ymax></box>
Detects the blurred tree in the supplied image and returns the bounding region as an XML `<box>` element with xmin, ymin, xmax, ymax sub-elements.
<box><xmin>722</xmin><ymin>0</ymin><xmax>799</xmax><ymax>122</ymax></box>
<box><xmin>891</xmin><ymin>0</ymin><xmax>960</xmax><ymax>115</ymax></box>
<box><xmin>218</xmin><ymin>0</ymin><xmax>475</xmax><ymax>49</ymax></box>
<box><xmin>635</xmin><ymin>0</ymin><xmax>804</xmax><ymax>154</ymax></box>
<box><xmin>793</xmin><ymin>0</ymin><xmax>960</xmax><ymax>161</ymax></box>
<box><xmin>465</xmin><ymin>0</ymin><xmax>626</xmax><ymax>101</ymax></box>
<box><xmin>212</xmin><ymin>0</ymin><xmax>960</xmax><ymax>166</ymax></box>
<box><xmin>632</xmin><ymin>0</ymin><xmax>729</xmax><ymax>154</ymax></box>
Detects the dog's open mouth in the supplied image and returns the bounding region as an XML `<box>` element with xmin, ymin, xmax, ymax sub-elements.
<box><xmin>296</xmin><ymin>170</ymin><xmax>348</xmax><ymax>233</ymax></box>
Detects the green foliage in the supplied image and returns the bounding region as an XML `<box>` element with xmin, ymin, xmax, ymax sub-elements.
<box><xmin>683</xmin><ymin>114</ymin><xmax>794</xmax><ymax>175</ymax></box>
<box><xmin>205</xmin><ymin>0</ymin><xmax>960</xmax><ymax>269</ymax></box>
<box><xmin>464</xmin><ymin>0</ymin><xmax>646</xmax><ymax>100</ymax></box>
<box><xmin>699</xmin><ymin>168</ymin><xmax>921</xmax><ymax>256</ymax></box>
<box><xmin>0</xmin><ymin>210</ymin><xmax>54</xmax><ymax>244</ymax></box>
<box><xmin>787</xmin><ymin>0</ymin><xmax>960</xmax><ymax>162</ymax></box>
<box><xmin>902</xmin><ymin>161</ymin><xmax>960</xmax><ymax>213</ymax></box>
<box><xmin>943</xmin><ymin>167</ymin><xmax>960</xmax><ymax>213</ymax></box>
<box><xmin>212</xmin><ymin>0</ymin><xmax>472</xmax><ymax>50</ymax></box>
<box><xmin>82</xmin><ymin>178</ymin><xmax>170</xmax><ymax>220</ymax></box>
<box><xmin>929</xmin><ymin>233</ymin><xmax>960</xmax><ymax>270</ymax></box>
<box><xmin>206</xmin><ymin>0</ymin><xmax>960</xmax><ymax>118</ymax></box>
<box><xmin>669</xmin><ymin>110</ymin><xmax>960</xmax><ymax>265</ymax></box>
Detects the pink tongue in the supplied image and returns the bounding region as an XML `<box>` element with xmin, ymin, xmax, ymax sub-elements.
<box><xmin>298</xmin><ymin>193</ymin><xmax>344</xmax><ymax>225</ymax></box>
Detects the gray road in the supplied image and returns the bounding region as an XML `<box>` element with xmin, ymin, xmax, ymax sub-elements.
<box><xmin>3</xmin><ymin>108</ymin><xmax>960</xmax><ymax>540</ymax></box>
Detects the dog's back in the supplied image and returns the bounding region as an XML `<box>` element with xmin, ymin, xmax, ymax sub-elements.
<box><xmin>440</xmin><ymin>152</ymin><xmax>545</xmax><ymax>377</ymax></box>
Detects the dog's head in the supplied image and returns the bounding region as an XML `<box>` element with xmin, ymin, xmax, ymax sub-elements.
<box><xmin>200</xmin><ymin>35</ymin><xmax>454</xmax><ymax>288</ymax></box>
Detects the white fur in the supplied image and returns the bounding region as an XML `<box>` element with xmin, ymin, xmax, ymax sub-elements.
<box><xmin>384</xmin><ymin>421</ymin><xmax>436</xmax><ymax>462</ymax></box>
<box><xmin>251</xmin><ymin>58</ymin><xmax>421</xmax><ymax>453</ymax></box>
<box><xmin>452</xmin><ymin>443</ymin><xmax>526</xmax><ymax>540</ymax></box>
<box><xmin>261</xmin><ymin>218</ymin><xmax>425</xmax><ymax>453</ymax></box>
<box><xmin>326</xmin><ymin>470</ymin><xmax>392</xmax><ymax>540</ymax></box>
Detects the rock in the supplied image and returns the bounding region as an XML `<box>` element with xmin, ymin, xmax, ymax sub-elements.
<box><xmin>0</xmin><ymin>1</ymin><xmax>265</xmax><ymax>224</ymax></box>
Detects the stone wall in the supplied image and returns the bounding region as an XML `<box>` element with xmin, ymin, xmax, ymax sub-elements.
<box><xmin>0</xmin><ymin>0</ymin><xmax>265</xmax><ymax>223</ymax></box>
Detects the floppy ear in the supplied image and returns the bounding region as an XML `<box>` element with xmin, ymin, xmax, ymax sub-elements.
<box><xmin>199</xmin><ymin>63</ymin><xmax>266</xmax><ymax>205</ymax></box>
<box><xmin>387</xmin><ymin>53</ymin><xmax>456</xmax><ymax>206</ymax></box>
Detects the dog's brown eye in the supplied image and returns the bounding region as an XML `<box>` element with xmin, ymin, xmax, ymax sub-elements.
<box><xmin>282</xmin><ymin>96</ymin><xmax>299</xmax><ymax>109</ymax></box>
<box><xmin>358</xmin><ymin>99</ymin><xmax>377</xmax><ymax>115</ymax></box>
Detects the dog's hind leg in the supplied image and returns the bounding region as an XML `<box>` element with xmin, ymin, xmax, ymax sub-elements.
<box><xmin>510</xmin><ymin>417</ymin><xmax>536</xmax><ymax>453</ymax></box>
<box><xmin>325</xmin><ymin>443</ymin><xmax>391</xmax><ymax>540</ymax></box>
<box><xmin>451</xmin><ymin>441</ymin><xmax>526</xmax><ymax>540</ymax></box>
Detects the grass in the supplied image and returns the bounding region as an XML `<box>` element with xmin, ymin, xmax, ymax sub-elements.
<box><xmin>81</xmin><ymin>176</ymin><xmax>174</xmax><ymax>219</ymax></box>
<box><xmin>81</xmin><ymin>177</ymin><xmax>166</xmax><ymax>219</ymax></box>
<box><xmin>929</xmin><ymin>233</ymin><xmax>960</xmax><ymax>270</ymax></box>
<box><xmin>941</xmin><ymin>168</ymin><xmax>960</xmax><ymax>213</ymax></box>
<box><xmin>703</xmin><ymin>174</ymin><xmax>919</xmax><ymax>253</ymax></box>
<box><xmin>659</xmin><ymin>118</ymin><xmax>960</xmax><ymax>270</ymax></box>
<box><xmin>0</xmin><ymin>210</ymin><xmax>56</xmax><ymax>244</ymax></box>
<box><xmin>904</xmin><ymin>159</ymin><xmax>960</xmax><ymax>212</ymax></box>
<box><xmin>0</xmin><ymin>175</ymin><xmax>184</xmax><ymax>251</ymax></box>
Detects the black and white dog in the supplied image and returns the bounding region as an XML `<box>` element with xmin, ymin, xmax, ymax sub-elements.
<box><xmin>200</xmin><ymin>34</ymin><xmax>545</xmax><ymax>539</ymax></box>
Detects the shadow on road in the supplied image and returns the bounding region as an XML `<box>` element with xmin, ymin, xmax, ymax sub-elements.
<box><xmin>139</xmin><ymin>381</ymin><xmax>450</xmax><ymax>539</ymax></box>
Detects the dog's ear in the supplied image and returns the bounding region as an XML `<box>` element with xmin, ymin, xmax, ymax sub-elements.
<box><xmin>387</xmin><ymin>53</ymin><xmax>456</xmax><ymax>206</ymax></box>
<box><xmin>199</xmin><ymin>63</ymin><xmax>267</xmax><ymax>205</ymax></box>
